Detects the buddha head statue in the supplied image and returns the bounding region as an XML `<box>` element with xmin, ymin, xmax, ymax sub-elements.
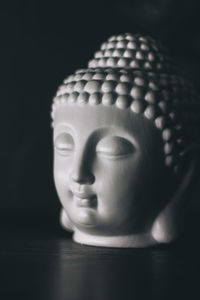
<box><xmin>51</xmin><ymin>33</ymin><xmax>200</xmax><ymax>248</ymax></box>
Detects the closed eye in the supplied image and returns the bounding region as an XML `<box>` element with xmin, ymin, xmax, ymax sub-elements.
<box><xmin>54</xmin><ymin>133</ymin><xmax>75</xmax><ymax>156</ymax></box>
<box><xmin>96</xmin><ymin>136</ymin><xmax>135</xmax><ymax>159</ymax></box>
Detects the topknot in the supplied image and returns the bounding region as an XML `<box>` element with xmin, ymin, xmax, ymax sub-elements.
<box><xmin>88</xmin><ymin>33</ymin><xmax>174</xmax><ymax>73</ymax></box>
<box><xmin>51</xmin><ymin>33</ymin><xmax>200</xmax><ymax>172</ymax></box>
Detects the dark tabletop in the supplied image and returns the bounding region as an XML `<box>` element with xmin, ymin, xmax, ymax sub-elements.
<box><xmin>1</xmin><ymin>1</ymin><xmax>200</xmax><ymax>299</ymax></box>
<box><xmin>0</xmin><ymin>214</ymin><xmax>199</xmax><ymax>300</ymax></box>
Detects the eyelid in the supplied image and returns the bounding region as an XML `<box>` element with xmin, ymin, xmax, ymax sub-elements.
<box><xmin>96</xmin><ymin>136</ymin><xmax>134</xmax><ymax>157</ymax></box>
<box><xmin>54</xmin><ymin>133</ymin><xmax>75</xmax><ymax>154</ymax></box>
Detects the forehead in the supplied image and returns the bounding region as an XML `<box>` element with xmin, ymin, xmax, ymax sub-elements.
<box><xmin>53</xmin><ymin>103</ymin><xmax>161</xmax><ymax>147</ymax></box>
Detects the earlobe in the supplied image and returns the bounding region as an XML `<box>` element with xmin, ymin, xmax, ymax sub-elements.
<box><xmin>151</xmin><ymin>144</ymin><xmax>200</xmax><ymax>244</ymax></box>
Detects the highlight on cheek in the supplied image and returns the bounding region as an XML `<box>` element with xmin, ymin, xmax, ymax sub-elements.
<box><xmin>96</xmin><ymin>136</ymin><xmax>135</xmax><ymax>159</ymax></box>
<box><xmin>54</xmin><ymin>132</ymin><xmax>75</xmax><ymax>156</ymax></box>
<box><xmin>50</xmin><ymin>33</ymin><xmax>200</xmax><ymax>248</ymax></box>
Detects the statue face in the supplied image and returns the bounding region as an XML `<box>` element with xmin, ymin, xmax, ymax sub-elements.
<box><xmin>53</xmin><ymin>103</ymin><xmax>174</xmax><ymax>236</ymax></box>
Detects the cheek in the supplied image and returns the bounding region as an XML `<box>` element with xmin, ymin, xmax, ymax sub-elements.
<box><xmin>53</xmin><ymin>156</ymin><xmax>71</xmax><ymax>196</ymax></box>
<box><xmin>95</xmin><ymin>153</ymin><xmax>159</xmax><ymax>216</ymax></box>
<box><xmin>95</xmin><ymin>158</ymin><xmax>136</xmax><ymax>204</ymax></box>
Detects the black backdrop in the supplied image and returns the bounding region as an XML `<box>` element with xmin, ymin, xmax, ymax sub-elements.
<box><xmin>1</xmin><ymin>0</ymin><xmax>200</xmax><ymax>217</ymax></box>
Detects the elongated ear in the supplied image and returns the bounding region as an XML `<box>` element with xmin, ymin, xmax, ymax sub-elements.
<box><xmin>60</xmin><ymin>208</ymin><xmax>74</xmax><ymax>232</ymax></box>
<box><xmin>151</xmin><ymin>144</ymin><xmax>200</xmax><ymax>244</ymax></box>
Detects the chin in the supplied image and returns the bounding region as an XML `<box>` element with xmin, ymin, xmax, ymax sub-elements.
<box><xmin>72</xmin><ymin>209</ymin><xmax>98</xmax><ymax>227</ymax></box>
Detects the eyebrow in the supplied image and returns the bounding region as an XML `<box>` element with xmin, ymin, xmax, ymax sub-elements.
<box><xmin>53</xmin><ymin>123</ymin><xmax>75</xmax><ymax>139</ymax></box>
<box><xmin>86</xmin><ymin>128</ymin><xmax>139</xmax><ymax>154</ymax></box>
<box><xmin>54</xmin><ymin>124</ymin><xmax>139</xmax><ymax>151</ymax></box>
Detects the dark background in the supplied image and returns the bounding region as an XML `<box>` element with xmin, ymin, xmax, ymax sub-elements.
<box><xmin>1</xmin><ymin>0</ymin><xmax>200</xmax><ymax>217</ymax></box>
<box><xmin>1</xmin><ymin>1</ymin><xmax>200</xmax><ymax>299</ymax></box>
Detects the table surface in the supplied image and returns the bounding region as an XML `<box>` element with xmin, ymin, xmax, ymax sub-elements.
<box><xmin>0</xmin><ymin>215</ymin><xmax>199</xmax><ymax>300</ymax></box>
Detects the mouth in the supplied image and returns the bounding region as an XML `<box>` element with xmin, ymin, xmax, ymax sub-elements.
<box><xmin>72</xmin><ymin>192</ymin><xmax>97</xmax><ymax>208</ymax></box>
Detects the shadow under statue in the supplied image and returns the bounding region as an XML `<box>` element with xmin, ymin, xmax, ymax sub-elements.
<box><xmin>51</xmin><ymin>33</ymin><xmax>200</xmax><ymax>248</ymax></box>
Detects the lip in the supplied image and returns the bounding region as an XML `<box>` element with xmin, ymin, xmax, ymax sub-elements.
<box><xmin>72</xmin><ymin>192</ymin><xmax>97</xmax><ymax>208</ymax></box>
<box><xmin>73</xmin><ymin>191</ymin><xmax>95</xmax><ymax>199</ymax></box>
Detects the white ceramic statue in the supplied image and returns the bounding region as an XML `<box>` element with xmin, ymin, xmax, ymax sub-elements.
<box><xmin>51</xmin><ymin>33</ymin><xmax>200</xmax><ymax>247</ymax></box>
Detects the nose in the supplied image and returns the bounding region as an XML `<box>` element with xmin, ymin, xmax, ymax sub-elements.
<box><xmin>70</xmin><ymin>151</ymin><xmax>95</xmax><ymax>185</ymax></box>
